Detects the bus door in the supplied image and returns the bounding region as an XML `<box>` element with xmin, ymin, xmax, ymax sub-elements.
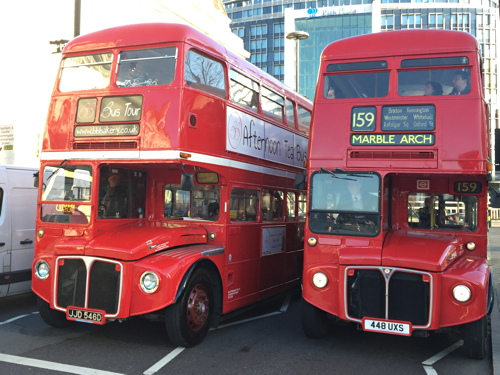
<box><xmin>282</xmin><ymin>191</ymin><xmax>305</xmax><ymax>283</ymax></box>
<box><xmin>226</xmin><ymin>187</ymin><xmax>260</xmax><ymax>305</ymax></box>
<box><xmin>259</xmin><ymin>189</ymin><xmax>286</xmax><ymax>292</ymax></box>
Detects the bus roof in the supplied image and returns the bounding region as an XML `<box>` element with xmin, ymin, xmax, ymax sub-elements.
<box><xmin>63</xmin><ymin>23</ymin><xmax>309</xmax><ymax>104</ymax></box>
<box><xmin>64</xmin><ymin>23</ymin><xmax>219</xmax><ymax>53</ymax></box>
<box><xmin>322</xmin><ymin>30</ymin><xmax>479</xmax><ymax>61</ymax></box>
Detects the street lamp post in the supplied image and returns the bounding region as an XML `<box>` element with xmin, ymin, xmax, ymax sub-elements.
<box><xmin>286</xmin><ymin>31</ymin><xmax>309</xmax><ymax>92</ymax></box>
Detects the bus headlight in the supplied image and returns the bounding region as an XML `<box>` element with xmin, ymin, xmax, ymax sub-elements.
<box><xmin>452</xmin><ymin>284</ymin><xmax>471</xmax><ymax>302</ymax></box>
<box><xmin>140</xmin><ymin>271</ymin><xmax>159</xmax><ymax>293</ymax></box>
<box><xmin>312</xmin><ymin>272</ymin><xmax>328</xmax><ymax>289</ymax></box>
<box><xmin>35</xmin><ymin>260</ymin><xmax>50</xmax><ymax>280</ymax></box>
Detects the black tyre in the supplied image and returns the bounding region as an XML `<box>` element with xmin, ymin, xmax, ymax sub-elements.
<box><xmin>463</xmin><ymin>315</ymin><xmax>489</xmax><ymax>360</ymax></box>
<box><xmin>37</xmin><ymin>297</ymin><xmax>74</xmax><ymax>328</ymax></box>
<box><xmin>165</xmin><ymin>268</ymin><xmax>214</xmax><ymax>347</ymax></box>
<box><xmin>301</xmin><ymin>298</ymin><xmax>330</xmax><ymax>338</ymax></box>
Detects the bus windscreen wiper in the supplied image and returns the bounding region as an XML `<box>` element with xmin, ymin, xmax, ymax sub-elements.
<box><xmin>45</xmin><ymin>159</ymin><xmax>68</xmax><ymax>182</ymax></box>
<box><xmin>335</xmin><ymin>168</ymin><xmax>372</xmax><ymax>178</ymax></box>
<box><xmin>319</xmin><ymin>167</ymin><xmax>357</xmax><ymax>180</ymax></box>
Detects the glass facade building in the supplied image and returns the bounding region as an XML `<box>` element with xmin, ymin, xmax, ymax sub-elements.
<box><xmin>223</xmin><ymin>0</ymin><xmax>499</xmax><ymax>172</ymax></box>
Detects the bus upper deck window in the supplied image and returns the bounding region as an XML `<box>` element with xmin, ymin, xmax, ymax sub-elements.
<box><xmin>325</xmin><ymin>61</ymin><xmax>389</xmax><ymax>99</ymax></box>
<box><xmin>185</xmin><ymin>50</ymin><xmax>226</xmax><ymax>98</ymax></box>
<box><xmin>285</xmin><ymin>100</ymin><xmax>295</xmax><ymax>128</ymax></box>
<box><xmin>398</xmin><ymin>57</ymin><xmax>470</xmax><ymax>96</ymax></box>
<box><xmin>324</xmin><ymin>73</ymin><xmax>389</xmax><ymax>99</ymax></box>
<box><xmin>117</xmin><ymin>47</ymin><xmax>177</xmax><ymax>87</ymax></box>
<box><xmin>230</xmin><ymin>70</ymin><xmax>259</xmax><ymax>110</ymax></box>
<box><xmin>398</xmin><ymin>68</ymin><xmax>471</xmax><ymax>96</ymax></box>
<box><xmin>59</xmin><ymin>53</ymin><xmax>112</xmax><ymax>92</ymax></box>
<box><xmin>297</xmin><ymin>105</ymin><xmax>311</xmax><ymax>135</ymax></box>
<box><xmin>261</xmin><ymin>87</ymin><xmax>284</xmax><ymax>122</ymax></box>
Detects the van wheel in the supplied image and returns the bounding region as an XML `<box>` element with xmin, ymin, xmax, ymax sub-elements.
<box><xmin>37</xmin><ymin>297</ymin><xmax>74</xmax><ymax>328</ymax></box>
<box><xmin>301</xmin><ymin>298</ymin><xmax>330</xmax><ymax>338</ymax></box>
<box><xmin>463</xmin><ymin>315</ymin><xmax>489</xmax><ymax>360</ymax></box>
<box><xmin>165</xmin><ymin>268</ymin><xmax>213</xmax><ymax>347</ymax></box>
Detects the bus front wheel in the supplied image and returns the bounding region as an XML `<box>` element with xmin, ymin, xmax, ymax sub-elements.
<box><xmin>462</xmin><ymin>314</ymin><xmax>489</xmax><ymax>360</ymax></box>
<box><xmin>301</xmin><ymin>298</ymin><xmax>330</xmax><ymax>338</ymax></box>
<box><xmin>165</xmin><ymin>268</ymin><xmax>214</xmax><ymax>347</ymax></box>
<box><xmin>37</xmin><ymin>297</ymin><xmax>74</xmax><ymax>328</ymax></box>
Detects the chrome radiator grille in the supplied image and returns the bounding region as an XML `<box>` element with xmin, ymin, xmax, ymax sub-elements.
<box><xmin>56</xmin><ymin>257</ymin><xmax>121</xmax><ymax>315</ymax></box>
<box><xmin>345</xmin><ymin>267</ymin><xmax>432</xmax><ymax>327</ymax></box>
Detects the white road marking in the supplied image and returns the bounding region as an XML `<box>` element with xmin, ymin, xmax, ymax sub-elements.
<box><xmin>0</xmin><ymin>293</ymin><xmax>295</xmax><ymax>375</ymax></box>
<box><xmin>144</xmin><ymin>293</ymin><xmax>294</xmax><ymax>374</ymax></box>
<box><xmin>422</xmin><ymin>340</ymin><xmax>463</xmax><ymax>374</ymax></box>
<box><xmin>143</xmin><ymin>347</ymin><xmax>185</xmax><ymax>375</ymax></box>
<box><xmin>423</xmin><ymin>365</ymin><xmax>438</xmax><ymax>375</ymax></box>
<box><xmin>280</xmin><ymin>293</ymin><xmax>293</xmax><ymax>312</ymax></box>
<box><xmin>0</xmin><ymin>353</ymin><xmax>125</xmax><ymax>375</ymax></box>
<box><xmin>0</xmin><ymin>312</ymin><xmax>38</xmax><ymax>326</ymax></box>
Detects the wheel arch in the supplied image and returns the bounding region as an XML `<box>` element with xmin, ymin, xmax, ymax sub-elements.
<box><xmin>174</xmin><ymin>258</ymin><xmax>223</xmax><ymax>328</ymax></box>
<box><xmin>487</xmin><ymin>268</ymin><xmax>494</xmax><ymax>315</ymax></box>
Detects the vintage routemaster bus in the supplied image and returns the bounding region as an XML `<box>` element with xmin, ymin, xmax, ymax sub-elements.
<box><xmin>302</xmin><ymin>29</ymin><xmax>496</xmax><ymax>359</ymax></box>
<box><xmin>32</xmin><ymin>23</ymin><xmax>312</xmax><ymax>347</ymax></box>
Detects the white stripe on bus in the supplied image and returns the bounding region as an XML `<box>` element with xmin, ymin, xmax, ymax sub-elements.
<box><xmin>40</xmin><ymin>150</ymin><xmax>303</xmax><ymax>179</ymax></box>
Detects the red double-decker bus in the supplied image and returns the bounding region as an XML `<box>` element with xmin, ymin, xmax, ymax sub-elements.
<box><xmin>302</xmin><ymin>29</ymin><xmax>496</xmax><ymax>359</ymax></box>
<box><xmin>32</xmin><ymin>23</ymin><xmax>312</xmax><ymax>347</ymax></box>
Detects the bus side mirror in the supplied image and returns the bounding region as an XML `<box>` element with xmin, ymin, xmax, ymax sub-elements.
<box><xmin>33</xmin><ymin>172</ymin><xmax>39</xmax><ymax>188</ymax></box>
<box><xmin>295</xmin><ymin>173</ymin><xmax>307</xmax><ymax>190</ymax></box>
<box><xmin>489</xmin><ymin>186</ymin><xmax>500</xmax><ymax>208</ymax></box>
<box><xmin>491</xmin><ymin>192</ymin><xmax>500</xmax><ymax>208</ymax></box>
<box><xmin>181</xmin><ymin>173</ymin><xmax>194</xmax><ymax>191</ymax></box>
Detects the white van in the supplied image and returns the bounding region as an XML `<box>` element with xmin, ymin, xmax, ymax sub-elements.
<box><xmin>0</xmin><ymin>166</ymin><xmax>38</xmax><ymax>297</ymax></box>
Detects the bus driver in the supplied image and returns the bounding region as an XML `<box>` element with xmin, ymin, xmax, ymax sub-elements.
<box><xmin>100</xmin><ymin>173</ymin><xmax>128</xmax><ymax>218</ymax></box>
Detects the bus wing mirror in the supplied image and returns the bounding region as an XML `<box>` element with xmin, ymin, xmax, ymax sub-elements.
<box><xmin>33</xmin><ymin>172</ymin><xmax>39</xmax><ymax>188</ymax></box>
<box><xmin>489</xmin><ymin>185</ymin><xmax>500</xmax><ymax>208</ymax></box>
<box><xmin>294</xmin><ymin>173</ymin><xmax>307</xmax><ymax>190</ymax></box>
<box><xmin>490</xmin><ymin>193</ymin><xmax>500</xmax><ymax>208</ymax></box>
<box><xmin>181</xmin><ymin>173</ymin><xmax>194</xmax><ymax>191</ymax></box>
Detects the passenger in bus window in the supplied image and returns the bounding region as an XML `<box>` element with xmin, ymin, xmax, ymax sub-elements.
<box><xmin>245</xmin><ymin>201</ymin><xmax>257</xmax><ymax>221</ymax></box>
<box><xmin>326</xmin><ymin>86</ymin><xmax>336</xmax><ymax>99</ymax></box>
<box><xmin>424</xmin><ymin>81</ymin><xmax>443</xmax><ymax>96</ymax></box>
<box><xmin>325</xmin><ymin>82</ymin><xmax>343</xmax><ymax>99</ymax></box>
<box><xmin>418</xmin><ymin>197</ymin><xmax>433</xmax><ymax>228</ymax></box>
<box><xmin>208</xmin><ymin>201</ymin><xmax>219</xmax><ymax>221</ymax></box>
<box><xmin>449</xmin><ymin>70</ymin><xmax>470</xmax><ymax>95</ymax></box>
<box><xmin>100</xmin><ymin>173</ymin><xmax>128</xmax><ymax>218</ymax></box>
